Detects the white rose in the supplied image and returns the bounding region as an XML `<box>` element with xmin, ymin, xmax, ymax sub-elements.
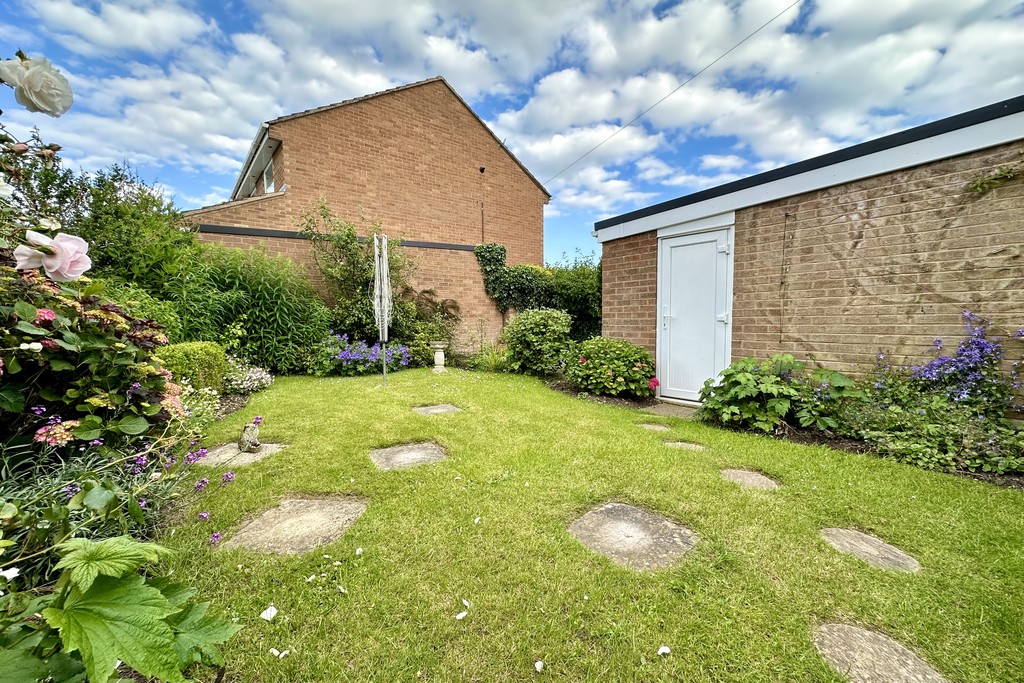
<box><xmin>0</xmin><ymin>59</ymin><xmax>25</xmax><ymax>87</ymax></box>
<box><xmin>12</xmin><ymin>57</ymin><xmax>73</xmax><ymax>118</ymax></box>
<box><xmin>0</xmin><ymin>175</ymin><xmax>14</xmax><ymax>203</ymax></box>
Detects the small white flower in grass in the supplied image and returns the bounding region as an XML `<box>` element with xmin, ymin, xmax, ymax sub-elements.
<box><xmin>306</xmin><ymin>574</ymin><xmax>316</xmax><ymax>583</ymax></box>
<box><xmin>231</xmin><ymin>618</ymin><xmax>239</xmax><ymax>623</ymax></box>
<box><xmin>524</xmin><ymin>481</ymin><xmax>529</xmax><ymax>487</ymax></box>
<box><xmin>535</xmin><ymin>661</ymin><xmax>543</xmax><ymax>673</ymax></box>
<box><xmin>583</xmin><ymin>595</ymin><xmax>588</xmax><ymax>601</ymax></box>
<box><xmin>337</xmin><ymin>585</ymin><xmax>347</xmax><ymax>593</ymax></box>
<box><xmin>323</xmin><ymin>554</ymin><xmax>331</xmax><ymax>559</ymax></box>
<box><xmin>0</xmin><ymin>567</ymin><xmax>20</xmax><ymax>581</ymax></box>
<box><xmin>355</xmin><ymin>547</ymin><xmax>363</xmax><ymax>556</ymax></box>
<box><xmin>259</xmin><ymin>604</ymin><xmax>278</xmax><ymax>621</ymax></box>
<box><xmin>657</xmin><ymin>645</ymin><xmax>671</xmax><ymax>656</ymax></box>
<box><xmin>333</xmin><ymin>561</ymin><xmax>342</xmax><ymax>566</ymax></box>
<box><xmin>462</xmin><ymin>598</ymin><xmax>470</xmax><ymax>609</ymax></box>
<box><xmin>269</xmin><ymin>648</ymin><xmax>290</xmax><ymax>658</ymax></box>
<box><xmin>474</xmin><ymin>517</ymin><xmax>480</xmax><ymax>524</ymax></box>
<box><xmin>455</xmin><ymin>611</ymin><xmax>468</xmax><ymax>620</ymax></box>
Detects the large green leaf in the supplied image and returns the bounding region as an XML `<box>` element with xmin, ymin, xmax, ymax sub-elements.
<box><xmin>0</xmin><ymin>645</ymin><xmax>48</xmax><ymax>681</ymax></box>
<box><xmin>168</xmin><ymin>601</ymin><xmax>242</xmax><ymax>667</ymax></box>
<box><xmin>13</xmin><ymin>301</ymin><xmax>38</xmax><ymax>322</ymax></box>
<box><xmin>46</xmin><ymin>651</ymin><xmax>86</xmax><ymax>683</ymax></box>
<box><xmin>42</xmin><ymin>574</ymin><xmax>185</xmax><ymax>683</ymax></box>
<box><xmin>54</xmin><ymin>536</ymin><xmax>172</xmax><ymax>593</ymax></box>
<box><xmin>0</xmin><ymin>385</ymin><xmax>25</xmax><ymax>413</ymax></box>
<box><xmin>116</xmin><ymin>415</ymin><xmax>151</xmax><ymax>435</ymax></box>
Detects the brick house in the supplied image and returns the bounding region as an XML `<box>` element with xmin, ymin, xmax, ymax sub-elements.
<box><xmin>184</xmin><ymin>77</ymin><xmax>549</xmax><ymax>347</ymax></box>
<box><xmin>596</xmin><ymin>96</ymin><xmax>1024</xmax><ymax>403</ymax></box>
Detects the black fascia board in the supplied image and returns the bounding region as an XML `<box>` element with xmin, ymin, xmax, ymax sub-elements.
<box><xmin>197</xmin><ymin>224</ymin><xmax>476</xmax><ymax>251</ymax></box>
<box><xmin>595</xmin><ymin>94</ymin><xmax>1024</xmax><ymax>231</ymax></box>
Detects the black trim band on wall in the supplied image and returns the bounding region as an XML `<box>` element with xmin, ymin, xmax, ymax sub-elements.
<box><xmin>198</xmin><ymin>224</ymin><xmax>477</xmax><ymax>252</ymax></box>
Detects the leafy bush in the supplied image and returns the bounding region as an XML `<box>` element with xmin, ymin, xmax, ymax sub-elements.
<box><xmin>697</xmin><ymin>355</ymin><xmax>807</xmax><ymax>433</ymax></box>
<box><xmin>157</xmin><ymin>342</ymin><xmax>227</xmax><ymax>392</ymax></box>
<box><xmin>464</xmin><ymin>343</ymin><xmax>510</xmax><ymax>373</ymax></box>
<box><xmin>199</xmin><ymin>244</ymin><xmax>331</xmax><ymax>373</ymax></box>
<box><xmin>550</xmin><ymin>255</ymin><xmax>601</xmax><ymax>341</ymax></box>
<box><xmin>500</xmin><ymin>308</ymin><xmax>572</xmax><ymax>376</ymax></box>
<box><xmin>307</xmin><ymin>333</ymin><xmax>412</xmax><ymax>377</ymax></box>
<box><xmin>564</xmin><ymin>337</ymin><xmax>656</xmax><ymax>397</ymax></box>
<box><xmin>0</xmin><ymin>536</ymin><xmax>240</xmax><ymax>682</ymax></box>
<box><xmin>222</xmin><ymin>355</ymin><xmax>274</xmax><ymax>395</ymax></box>
<box><xmin>100</xmin><ymin>279</ymin><xmax>183</xmax><ymax>342</ymax></box>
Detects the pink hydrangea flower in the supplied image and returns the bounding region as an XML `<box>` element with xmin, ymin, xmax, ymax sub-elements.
<box><xmin>33</xmin><ymin>308</ymin><xmax>56</xmax><ymax>324</ymax></box>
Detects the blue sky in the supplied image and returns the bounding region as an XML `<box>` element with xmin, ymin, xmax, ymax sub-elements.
<box><xmin>1</xmin><ymin>0</ymin><xmax>1022</xmax><ymax>262</ymax></box>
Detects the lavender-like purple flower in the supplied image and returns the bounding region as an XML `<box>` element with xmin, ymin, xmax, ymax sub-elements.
<box><xmin>194</xmin><ymin>477</ymin><xmax>209</xmax><ymax>491</ymax></box>
<box><xmin>31</xmin><ymin>405</ymin><xmax>46</xmax><ymax>415</ymax></box>
<box><xmin>198</xmin><ymin>511</ymin><xmax>210</xmax><ymax>521</ymax></box>
<box><xmin>253</xmin><ymin>416</ymin><xmax>263</xmax><ymax>426</ymax></box>
<box><xmin>63</xmin><ymin>483</ymin><xmax>81</xmax><ymax>499</ymax></box>
<box><xmin>137</xmin><ymin>498</ymin><xmax>147</xmax><ymax>509</ymax></box>
<box><xmin>209</xmin><ymin>532</ymin><xmax>223</xmax><ymax>546</ymax></box>
<box><xmin>221</xmin><ymin>471</ymin><xmax>235</xmax><ymax>485</ymax></box>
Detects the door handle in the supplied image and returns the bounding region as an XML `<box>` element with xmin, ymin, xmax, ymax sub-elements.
<box><xmin>716</xmin><ymin>313</ymin><xmax>730</xmax><ymax>324</ymax></box>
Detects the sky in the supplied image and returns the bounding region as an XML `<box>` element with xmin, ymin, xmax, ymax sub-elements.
<box><xmin>1</xmin><ymin>0</ymin><xmax>1022</xmax><ymax>263</ymax></box>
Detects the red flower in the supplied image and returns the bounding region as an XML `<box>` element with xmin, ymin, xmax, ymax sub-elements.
<box><xmin>649</xmin><ymin>377</ymin><xmax>660</xmax><ymax>390</ymax></box>
<box><xmin>579</xmin><ymin>356</ymin><xmax>587</xmax><ymax>364</ymax></box>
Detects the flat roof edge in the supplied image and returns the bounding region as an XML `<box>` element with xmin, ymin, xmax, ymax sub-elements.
<box><xmin>595</xmin><ymin>95</ymin><xmax>1024</xmax><ymax>232</ymax></box>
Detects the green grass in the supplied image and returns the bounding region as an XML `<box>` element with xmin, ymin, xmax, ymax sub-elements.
<box><xmin>165</xmin><ymin>370</ymin><xmax>1024</xmax><ymax>682</ymax></box>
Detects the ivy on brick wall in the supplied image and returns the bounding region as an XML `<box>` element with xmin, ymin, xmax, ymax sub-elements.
<box><xmin>473</xmin><ymin>243</ymin><xmax>601</xmax><ymax>340</ymax></box>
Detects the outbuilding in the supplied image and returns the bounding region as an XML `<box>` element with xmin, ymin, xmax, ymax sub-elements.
<box><xmin>595</xmin><ymin>96</ymin><xmax>1024</xmax><ymax>403</ymax></box>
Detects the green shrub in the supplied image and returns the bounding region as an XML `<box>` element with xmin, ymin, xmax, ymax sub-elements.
<box><xmin>464</xmin><ymin>343</ymin><xmax>510</xmax><ymax>372</ymax></box>
<box><xmin>550</xmin><ymin>256</ymin><xmax>601</xmax><ymax>341</ymax></box>
<box><xmin>100</xmin><ymin>279</ymin><xmax>183</xmax><ymax>342</ymax></box>
<box><xmin>564</xmin><ymin>337</ymin><xmax>656</xmax><ymax>397</ymax></box>
<box><xmin>199</xmin><ymin>244</ymin><xmax>331</xmax><ymax>373</ymax></box>
<box><xmin>696</xmin><ymin>355</ymin><xmax>805</xmax><ymax>433</ymax></box>
<box><xmin>500</xmin><ymin>308</ymin><xmax>572</xmax><ymax>376</ymax></box>
<box><xmin>157</xmin><ymin>342</ymin><xmax>227</xmax><ymax>392</ymax></box>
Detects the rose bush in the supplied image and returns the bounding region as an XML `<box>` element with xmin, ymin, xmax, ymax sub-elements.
<box><xmin>0</xmin><ymin>53</ymin><xmax>73</xmax><ymax>117</ymax></box>
<box><xmin>12</xmin><ymin>229</ymin><xmax>91</xmax><ymax>281</ymax></box>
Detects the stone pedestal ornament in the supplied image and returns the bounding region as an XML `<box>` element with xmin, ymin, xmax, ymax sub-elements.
<box><xmin>430</xmin><ymin>341</ymin><xmax>448</xmax><ymax>373</ymax></box>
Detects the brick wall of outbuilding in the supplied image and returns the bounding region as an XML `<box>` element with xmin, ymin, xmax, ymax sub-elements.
<box><xmin>185</xmin><ymin>79</ymin><xmax>547</xmax><ymax>347</ymax></box>
<box><xmin>603</xmin><ymin>140</ymin><xmax>1024</xmax><ymax>374</ymax></box>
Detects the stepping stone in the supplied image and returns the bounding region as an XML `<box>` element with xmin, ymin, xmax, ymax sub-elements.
<box><xmin>413</xmin><ymin>404</ymin><xmax>462</xmax><ymax>415</ymax></box>
<box><xmin>665</xmin><ymin>441</ymin><xmax>705</xmax><ymax>451</ymax></box>
<box><xmin>568</xmin><ymin>502</ymin><xmax>698</xmax><ymax>571</ymax></box>
<box><xmin>813</xmin><ymin>623</ymin><xmax>949</xmax><ymax>682</ymax></box>
<box><xmin>368</xmin><ymin>442</ymin><xmax>447</xmax><ymax>470</ymax></box>
<box><xmin>638</xmin><ymin>423</ymin><xmax>671</xmax><ymax>432</ymax></box>
<box><xmin>222</xmin><ymin>497</ymin><xmax>367</xmax><ymax>555</ymax></box>
<box><xmin>721</xmin><ymin>469</ymin><xmax>780</xmax><ymax>490</ymax></box>
<box><xmin>820</xmin><ymin>528</ymin><xmax>921</xmax><ymax>572</ymax></box>
<box><xmin>201</xmin><ymin>443</ymin><xmax>287</xmax><ymax>466</ymax></box>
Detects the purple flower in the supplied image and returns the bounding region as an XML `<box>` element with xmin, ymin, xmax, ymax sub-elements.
<box><xmin>63</xmin><ymin>483</ymin><xmax>81</xmax><ymax>499</ymax></box>
<box><xmin>1014</xmin><ymin>329</ymin><xmax>1024</xmax><ymax>339</ymax></box>
<box><xmin>88</xmin><ymin>438</ymin><xmax>104</xmax><ymax>446</ymax></box>
<box><xmin>194</xmin><ymin>478</ymin><xmax>209</xmax><ymax>491</ymax></box>
<box><xmin>933</xmin><ymin>338</ymin><xmax>943</xmax><ymax>350</ymax></box>
<box><xmin>137</xmin><ymin>498</ymin><xmax>147</xmax><ymax>509</ymax></box>
<box><xmin>31</xmin><ymin>405</ymin><xmax>46</xmax><ymax>415</ymax></box>
<box><xmin>221</xmin><ymin>471</ymin><xmax>235</xmax><ymax>485</ymax></box>
<box><xmin>198</xmin><ymin>511</ymin><xmax>210</xmax><ymax>521</ymax></box>
<box><xmin>252</xmin><ymin>416</ymin><xmax>263</xmax><ymax>426</ymax></box>
<box><xmin>209</xmin><ymin>532</ymin><xmax>223</xmax><ymax>546</ymax></box>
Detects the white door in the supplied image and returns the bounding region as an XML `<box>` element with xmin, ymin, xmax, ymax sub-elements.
<box><xmin>658</xmin><ymin>229</ymin><xmax>731</xmax><ymax>402</ymax></box>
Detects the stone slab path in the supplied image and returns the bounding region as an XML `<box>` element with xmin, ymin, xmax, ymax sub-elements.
<box><xmin>665</xmin><ymin>441</ymin><xmax>705</xmax><ymax>451</ymax></box>
<box><xmin>368</xmin><ymin>442</ymin><xmax>447</xmax><ymax>470</ymax></box>
<box><xmin>642</xmin><ymin>402</ymin><xmax>697</xmax><ymax>419</ymax></box>
<box><xmin>569</xmin><ymin>502</ymin><xmax>698</xmax><ymax>571</ymax></box>
<box><xmin>413</xmin><ymin>404</ymin><xmax>462</xmax><ymax>415</ymax></box>
<box><xmin>820</xmin><ymin>528</ymin><xmax>921</xmax><ymax>572</ymax></box>
<box><xmin>721</xmin><ymin>469</ymin><xmax>780</xmax><ymax>490</ymax></box>
<box><xmin>638</xmin><ymin>423</ymin><xmax>671</xmax><ymax>432</ymax></box>
<box><xmin>202</xmin><ymin>443</ymin><xmax>287</xmax><ymax>467</ymax></box>
<box><xmin>222</xmin><ymin>497</ymin><xmax>367</xmax><ymax>555</ymax></box>
<box><xmin>813</xmin><ymin>623</ymin><xmax>949</xmax><ymax>682</ymax></box>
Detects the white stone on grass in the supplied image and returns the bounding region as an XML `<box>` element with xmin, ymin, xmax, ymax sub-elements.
<box><xmin>721</xmin><ymin>469</ymin><xmax>780</xmax><ymax>490</ymax></box>
<box><xmin>413</xmin><ymin>404</ymin><xmax>462</xmax><ymax>415</ymax></box>
<box><xmin>638</xmin><ymin>423</ymin><xmax>671</xmax><ymax>432</ymax></box>
<box><xmin>569</xmin><ymin>502</ymin><xmax>698</xmax><ymax>571</ymax></box>
<box><xmin>813</xmin><ymin>623</ymin><xmax>949</xmax><ymax>682</ymax></box>
<box><xmin>820</xmin><ymin>528</ymin><xmax>921</xmax><ymax>572</ymax></box>
<box><xmin>665</xmin><ymin>441</ymin><xmax>705</xmax><ymax>451</ymax></box>
<box><xmin>223</xmin><ymin>497</ymin><xmax>367</xmax><ymax>555</ymax></box>
<box><xmin>368</xmin><ymin>442</ymin><xmax>447</xmax><ymax>470</ymax></box>
<box><xmin>202</xmin><ymin>442</ymin><xmax>287</xmax><ymax>466</ymax></box>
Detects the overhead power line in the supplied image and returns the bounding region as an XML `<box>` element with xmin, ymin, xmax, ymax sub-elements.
<box><xmin>543</xmin><ymin>0</ymin><xmax>803</xmax><ymax>185</ymax></box>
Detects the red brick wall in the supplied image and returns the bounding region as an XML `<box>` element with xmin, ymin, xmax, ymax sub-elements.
<box><xmin>600</xmin><ymin>231</ymin><xmax>657</xmax><ymax>355</ymax></box>
<box><xmin>602</xmin><ymin>140</ymin><xmax>1024</xmax><ymax>374</ymax></box>
<box><xmin>186</xmin><ymin>79</ymin><xmax>547</xmax><ymax>345</ymax></box>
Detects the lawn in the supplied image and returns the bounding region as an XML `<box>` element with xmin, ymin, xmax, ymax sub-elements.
<box><xmin>165</xmin><ymin>370</ymin><xmax>1024</xmax><ymax>682</ymax></box>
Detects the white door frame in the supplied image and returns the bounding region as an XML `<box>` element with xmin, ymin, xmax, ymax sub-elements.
<box><xmin>655</xmin><ymin>211</ymin><xmax>735</xmax><ymax>404</ymax></box>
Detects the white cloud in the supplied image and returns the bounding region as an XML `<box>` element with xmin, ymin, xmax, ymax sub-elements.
<box><xmin>31</xmin><ymin>0</ymin><xmax>217</xmax><ymax>56</ymax></box>
<box><xmin>700</xmin><ymin>154</ymin><xmax>747</xmax><ymax>171</ymax></box>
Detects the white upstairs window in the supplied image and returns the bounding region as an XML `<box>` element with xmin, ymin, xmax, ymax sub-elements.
<box><xmin>263</xmin><ymin>158</ymin><xmax>275</xmax><ymax>193</ymax></box>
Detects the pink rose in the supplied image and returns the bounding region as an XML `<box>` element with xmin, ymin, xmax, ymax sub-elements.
<box><xmin>13</xmin><ymin>230</ymin><xmax>91</xmax><ymax>281</ymax></box>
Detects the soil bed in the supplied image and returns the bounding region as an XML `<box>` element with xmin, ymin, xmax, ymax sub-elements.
<box><xmin>216</xmin><ymin>393</ymin><xmax>249</xmax><ymax>419</ymax></box>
